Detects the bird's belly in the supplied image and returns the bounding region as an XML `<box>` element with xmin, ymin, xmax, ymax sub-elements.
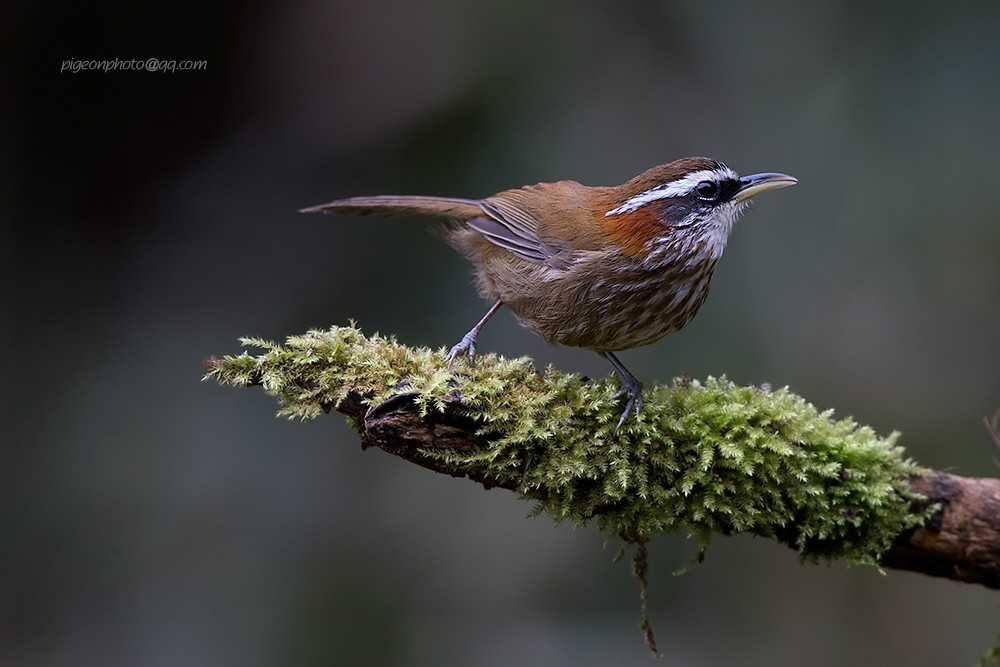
<box><xmin>504</xmin><ymin>266</ymin><xmax>716</xmax><ymax>352</ymax></box>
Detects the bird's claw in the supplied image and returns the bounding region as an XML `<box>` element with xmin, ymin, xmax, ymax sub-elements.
<box><xmin>446</xmin><ymin>331</ymin><xmax>478</xmax><ymax>369</ymax></box>
<box><xmin>611</xmin><ymin>381</ymin><xmax>643</xmax><ymax>431</ymax></box>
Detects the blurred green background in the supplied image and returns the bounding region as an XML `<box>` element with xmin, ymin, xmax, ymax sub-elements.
<box><xmin>6</xmin><ymin>1</ymin><xmax>1000</xmax><ymax>665</ymax></box>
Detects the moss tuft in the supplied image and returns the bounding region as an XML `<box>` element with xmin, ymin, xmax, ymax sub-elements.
<box><xmin>207</xmin><ymin>325</ymin><xmax>931</xmax><ymax>566</ymax></box>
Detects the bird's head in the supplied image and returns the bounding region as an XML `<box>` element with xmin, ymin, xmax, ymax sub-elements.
<box><xmin>601</xmin><ymin>157</ymin><xmax>796</xmax><ymax>262</ymax></box>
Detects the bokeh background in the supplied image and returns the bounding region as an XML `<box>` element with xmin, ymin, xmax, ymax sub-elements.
<box><xmin>6</xmin><ymin>1</ymin><xmax>1000</xmax><ymax>665</ymax></box>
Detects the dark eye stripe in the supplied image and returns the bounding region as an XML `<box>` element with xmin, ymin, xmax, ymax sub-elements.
<box><xmin>605</xmin><ymin>167</ymin><xmax>741</xmax><ymax>216</ymax></box>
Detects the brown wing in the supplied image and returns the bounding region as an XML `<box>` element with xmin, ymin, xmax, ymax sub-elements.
<box><xmin>465</xmin><ymin>215</ymin><xmax>548</xmax><ymax>264</ymax></box>
<box><xmin>467</xmin><ymin>193</ymin><xmax>554</xmax><ymax>265</ymax></box>
<box><xmin>477</xmin><ymin>180</ymin><xmax>608</xmax><ymax>269</ymax></box>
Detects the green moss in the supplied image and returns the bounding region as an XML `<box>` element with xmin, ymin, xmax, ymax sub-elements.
<box><xmin>981</xmin><ymin>633</ymin><xmax>1000</xmax><ymax>667</ymax></box>
<box><xmin>207</xmin><ymin>324</ymin><xmax>931</xmax><ymax>566</ymax></box>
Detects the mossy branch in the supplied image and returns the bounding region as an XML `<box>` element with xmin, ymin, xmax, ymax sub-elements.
<box><xmin>205</xmin><ymin>325</ymin><xmax>1000</xmax><ymax>589</ymax></box>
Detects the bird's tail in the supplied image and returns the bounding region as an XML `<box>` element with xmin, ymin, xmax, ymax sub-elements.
<box><xmin>300</xmin><ymin>195</ymin><xmax>483</xmax><ymax>220</ymax></box>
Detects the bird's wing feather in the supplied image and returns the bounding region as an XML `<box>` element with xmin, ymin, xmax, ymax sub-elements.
<box><xmin>479</xmin><ymin>198</ymin><xmax>541</xmax><ymax>244</ymax></box>
<box><xmin>477</xmin><ymin>195</ymin><xmax>571</xmax><ymax>267</ymax></box>
<box><xmin>465</xmin><ymin>216</ymin><xmax>547</xmax><ymax>264</ymax></box>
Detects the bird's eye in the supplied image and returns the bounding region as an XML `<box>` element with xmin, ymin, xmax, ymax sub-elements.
<box><xmin>696</xmin><ymin>180</ymin><xmax>720</xmax><ymax>200</ymax></box>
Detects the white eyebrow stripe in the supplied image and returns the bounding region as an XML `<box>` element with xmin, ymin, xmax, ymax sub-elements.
<box><xmin>604</xmin><ymin>167</ymin><xmax>739</xmax><ymax>216</ymax></box>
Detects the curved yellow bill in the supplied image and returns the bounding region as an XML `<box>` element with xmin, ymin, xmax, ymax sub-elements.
<box><xmin>733</xmin><ymin>172</ymin><xmax>797</xmax><ymax>202</ymax></box>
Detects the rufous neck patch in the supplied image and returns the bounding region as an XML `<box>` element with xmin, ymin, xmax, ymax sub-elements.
<box><xmin>599</xmin><ymin>205</ymin><xmax>663</xmax><ymax>258</ymax></box>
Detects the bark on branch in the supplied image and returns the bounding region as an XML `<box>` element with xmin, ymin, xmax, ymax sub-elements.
<box><xmin>882</xmin><ymin>472</ymin><xmax>1000</xmax><ymax>588</ymax></box>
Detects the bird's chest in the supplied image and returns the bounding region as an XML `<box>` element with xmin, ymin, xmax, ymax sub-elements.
<box><xmin>575</xmin><ymin>261</ymin><xmax>717</xmax><ymax>349</ymax></box>
<box><xmin>499</xmin><ymin>251</ymin><xmax>718</xmax><ymax>351</ymax></box>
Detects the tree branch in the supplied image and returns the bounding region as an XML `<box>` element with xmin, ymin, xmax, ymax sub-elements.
<box><xmin>344</xmin><ymin>387</ymin><xmax>1000</xmax><ymax>589</ymax></box>
<box><xmin>204</xmin><ymin>326</ymin><xmax>1000</xmax><ymax>589</ymax></box>
<box><xmin>881</xmin><ymin>472</ymin><xmax>1000</xmax><ymax>588</ymax></box>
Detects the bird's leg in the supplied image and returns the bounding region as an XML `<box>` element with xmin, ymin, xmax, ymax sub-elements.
<box><xmin>602</xmin><ymin>351</ymin><xmax>644</xmax><ymax>430</ymax></box>
<box><xmin>446</xmin><ymin>300</ymin><xmax>503</xmax><ymax>367</ymax></box>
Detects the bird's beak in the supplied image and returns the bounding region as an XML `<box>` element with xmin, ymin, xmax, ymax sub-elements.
<box><xmin>733</xmin><ymin>172</ymin><xmax>797</xmax><ymax>203</ymax></box>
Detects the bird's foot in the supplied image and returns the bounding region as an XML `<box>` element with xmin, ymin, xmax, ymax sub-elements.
<box><xmin>445</xmin><ymin>300</ymin><xmax>503</xmax><ymax>369</ymax></box>
<box><xmin>602</xmin><ymin>351</ymin><xmax>643</xmax><ymax>431</ymax></box>
<box><xmin>445</xmin><ymin>330</ymin><xmax>478</xmax><ymax>368</ymax></box>
<box><xmin>611</xmin><ymin>380</ymin><xmax>644</xmax><ymax>431</ymax></box>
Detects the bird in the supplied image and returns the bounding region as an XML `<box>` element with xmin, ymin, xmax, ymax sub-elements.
<box><xmin>302</xmin><ymin>157</ymin><xmax>796</xmax><ymax>429</ymax></box>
